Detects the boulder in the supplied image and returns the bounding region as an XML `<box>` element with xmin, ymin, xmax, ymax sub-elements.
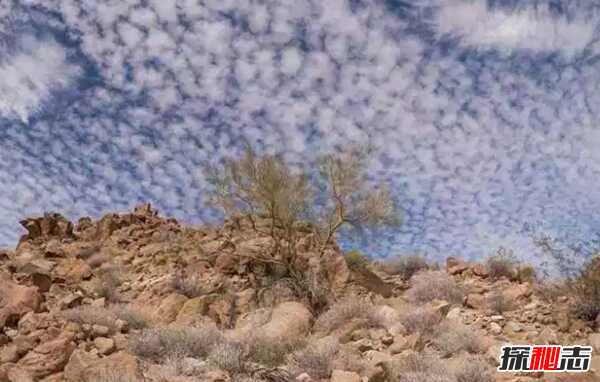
<box><xmin>331</xmin><ymin>370</ymin><xmax>360</xmax><ymax>382</ymax></box>
<box><xmin>464</xmin><ymin>293</ymin><xmax>485</xmax><ymax>309</ymax></box>
<box><xmin>446</xmin><ymin>257</ymin><xmax>468</xmax><ymax>275</ymax></box>
<box><xmin>17</xmin><ymin>336</ymin><xmax>75</xmax><ymax>379</ymax></box>
<box><xmin>155</xmin><ymin>293</ymin><xmax>188</xmax><ymax>324</ymax></box>
<box><xmin>18</xmin><ymin>214</ymin><xmax>74</xmax><ymax>244</ymax></box>
<box><xmin>471</xmin><ymin>263</ymin><xmax>489</xmax><ymax>278</ymax></box>
<box><xmin>0</xmin><ymin>278</ymin><xmax>41</xmax><ymax>329</ymax></box>
<box><xmin>259</xmin><ymin>302</ymin><xmax>312</xmax><ymax>342</ymax></box>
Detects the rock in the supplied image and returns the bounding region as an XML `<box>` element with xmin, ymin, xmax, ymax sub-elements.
<box><xmin>503</xmin><ymin>284</ymin><xmax>532</xmax><ymax>301</ymax></box>
<box><xmin>589</xmin><ymin>333</ymin><xmax>600</xmax><ymax>352</ymax></box>
<box><xmin>429</xmin><ymin>300</ymin><xmax>451</xmax><ymax>317</ymax></box>
<box><xmin>295</xmin><ymin>373</ymin><xmax>312</xmax><ymax>382</ymax></box>
<box><xmin>331</xmin><ymin>370</ymin><xmax>361</xmax><ymax>382</ymax></box>
<box><xmin>18</xmin><ymin>214</ymin><xmax>74</xmax><ymax>244</ymax></box>
<box><xmin>259</xmin><ymin>302</ymin><xmax>312</xmax><ymax>342</ymax></box>
<box><xmin>93</xmin><ymin>337</ymin><xmax>115</xmax><ymax>355</ymax></box>
<box><xmin>464</xmin><ymin>293</ymin><xmax>485</xmax><ymax>309</ymax></box>
<box><xmin>446</xmin><ymin>307</ymin><xmax>462</xmax><ymax>321</ymax></box>
<box><xmin>0</xmin><ymin>344</ymin><xmax>19</xmax><ymax>363</ymax></box>
<box><xmin>65</xmin><ymin>351</ymin><xmax>140</xmax><ymax>382</ymax></box>
<box><xmin>446</xmin><ymin>257</ymin><xmax>468</xmax><ymax>275</ymax></box>
<box><xmin>505</xmin><ymin>321</ymin><xmax>522</xmax><ymax>333</ymax></box>
<box><xmin>54</xmin><ymin>259</ymin><xmax>92</xmax><ymax>284</ymax></box>
<box><xmin>155</xmin><ymin>293</ymin><xmax>188</xmax><ymax>324</ymax></box>
<box><xmin>0</xmin><ymin>278</ymin><xmax>41</xmax><ymax>329</ymax></box>
<box><xmin>489</xmin><ymin>322</ymin><xmax>503</xmax><ymax>335</ymax></box>
<box><xmin>17</xmin><ymin>336</ymin><xmax>75</xmax><ymax>379</ymax></box>
<box><xmin>471</xmin><ymin>263</ymin><xmax>489</xmax><ymax>278</ymax></box>
<box><xmin>175</xmin><ymin>296</ymin><xmax>211</xmax><ymax>325</ymax></box>
<box><xmin>91</xmin><ymin>325</ymin><xmax>110</xmax><ymax>337</ymax></box>
<box><xmin>63</xmin><ymin>349</ymin><xmax>99</xmax><ymax>382</ymax></box>
<box><xmin>536</xmin><ymin>327</ymin><xmax>559</xmax><ymax>345</ymax></box>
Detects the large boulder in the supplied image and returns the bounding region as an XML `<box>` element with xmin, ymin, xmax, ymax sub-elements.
<box><xmin>17</xmin><ymin>336</ymin><xmax>75</xmax><ymax>379</ymax></box>
<box><xmin>18</xmin><ymin>214</ymin><xmax>74</xmax><ymax>244</ymax></box>
<box><xmin>0</xmin><ymin>277</ymin><xmax>42</xmax><ymax>329</ymax></box>
<box><xmin>259</xmin><ymin>301</ymin><xmax>313</xmax><ymax>341</ymax></box>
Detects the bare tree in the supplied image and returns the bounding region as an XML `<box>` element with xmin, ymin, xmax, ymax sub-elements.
<box><xmin>206</xmin><ymin>144</ymin><xmax>399</xmax><ymax>309</ymax></box>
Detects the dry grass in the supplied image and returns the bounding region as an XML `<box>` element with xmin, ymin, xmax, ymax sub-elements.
<box><xmin>381</xmin><ymin>254</ymin><xmax>428</xmax><ymax>280</ymax></box>
<box><xmin>244</xmin><ymin>334</ymin><xmax>305</xmax><ymax>367</ymax></box>
<box><xmin>93</xmin><ymin>265</ymin><xmax>125</xmax><ymax>303</ymax></box>
<box><xmin>383</xmin><ymin>352</ymin><xmax>452</xmax><ymax>382</ymax></box>
<box><xmin>171</xmin><ymin>272</ymin><xmax>207</xmax><ymax>298</ymax></box>
<box><xmin>62</xmin><ymin>304</ymin><xmax>151</xmax><ymax>333</ymax></box>
<box><xmin>486</xmin><ymin>249</ymin><xmax>517</xmax><ymax>280</ymax></box>
<box><xmin>399</xmin><ymin>307</ymin><xmax>442</xmax><ymax>333</ymax></box>
<box><xmin>314</xmin><ymin>299</ymin><xmax>379</xmax><ymax>333</ymax></box>
<box><xmin>455</xmin><ymin>356</ymin><xmax>494</xmax><ymax>382</ymax></box>
<box><xmin>432</xmin><ymin>320</ymin><xmax>484</xmax><ymax>357</ymax></box>
<box><xmin>345</xmin><ymin>250</ymin><xmax>369</xmax><ymax>271</ymax></box>
<box><xmin>130</xmin><ymin>324</ymin><xmax>223</xmax><ymax>361</ymax></box>
<box><xmin>406</xmin><ymin>270</ymin><xmax>463</xmax><ymax>304</ymax></box>
<box><xmin>569</xmin><ymin>257</ymin><xmax>600</xmax><ymax>321</ymax></box>
<box><xmin>288</xmin><ymin>337</ymin><xmax>339</xmax><ymax>379</ymax></box>
<box><xmin>86</xmin><ymin>370</ymin><xmax>140</xmax><ymax>382</ymax></box>
<box><xmin>208</xmin><ymin>341</ymin><xmax>246</xmax><ymax>375</ymax></box>
<box><xmin>486</xmin><ymin>290</ymin><xmax>514</xmax><ymax>315</ymax></box>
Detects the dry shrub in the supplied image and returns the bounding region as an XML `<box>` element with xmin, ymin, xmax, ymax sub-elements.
<box><xmin>486</xmin><ymin>248</ymin><xmax>518</xmax><ymax>280</ymax></box>
<box><xmin>171</xmin><ymin>272</ymin><xmax>207</xmax><ymax>298</ymax></box>
<box><xmin>345</xmin><ymin>250</ymin><xmax>369</xmax><ymax>271</ymax></box>
<box><xmin>130</xmin><ymin>324</ymin><xmax>223</xmax><ymax>361</ymax></box>
<box><xmin>208</xmin><ymin>341</ymin><xmax>246</xmax><ymax>375</ymax></box>
<box><xmin>87</xmin><ymin>370</ymin><xmax>140</xmax><ymax>382</ymax></box>
<box><xmin>399</xmin><ymin>307</ymin><xmax>442</xmax><ymax>333</ymax></box>
<box><xmin>383</xmin><ymin>352</ymin><xmax>451</xmax><ymax>382</ymax></box>
<box><xmin>432</xmin><ymin>320</ymin><xmax>484</xmax><ymax>357</ymax></box>
<box><xmin>455</xmin><ymin>356</ymin><xmax>494</xmax><ymax>382</ymax></box>
<box><xmin>536</xmin><ymin>280</ymin><xmax>567</xmax><ymax>303</ymax></box>
<box><xmin>93</xmin><ymin>265</ymin><xmax>125</xmax><ymax>303</ymax></box>
<box><xmin>314</xmin><ymin>299</ymin><xmax>379</xmax><ymax>333</ymax></box>
<box><xmin>289</xmin><ymin>337</ymin><xmax>339</xmax><ymax>379</ymax></box>
<box><xmin>569</xmin><ymin>257</ymin><xmax>600</xmax><ymax>321</ymax></box>
<box><xmin>381</xmin><ymin>254</ymin><xmax>428</xmax><ymax>280</ymax></box>
<box><xmin>406</xmin><ymin>270</ymin><xmax>463</xmax><ymax>304</ymax></box>
<box><xmin>245</xmin><ymin>334</ymin><xmax>305</xmax><ymax>367</ymax></box>
<box><xmin>63</xmin><ymin>305</ymin><xmax>151</xmax><ymax>333</ymax></box>
<box><xmin>486</xmin><ymin>290</ymin><xmax>513</xmax><ymax>315</ymax></box>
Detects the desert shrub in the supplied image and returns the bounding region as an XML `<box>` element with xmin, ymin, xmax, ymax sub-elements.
<box><xmin>171</xmin><ymin>272</ymin><xmax>207</xmax><ymax>298</ymax></box>
<box><xmin>381</xmin><ymin>254</ymin><xmax>428</xmax><ymax>280</ymax></box>
<box><xmin>517</xmin><ymin>265</ymin><xmax>536</xmax><ymax>282</ymax></box>
<box><xmin>208</xmin><ymin>341</ymin><xmax>245</xmax><ymax>375</ymax></box>
<box><xmin>314</xmin><ymin>299</ymin><xmax>378</xmax><ymax>333</ymax></box>
<box><xmin>536</xmin><ymin>280</ymin><xmax>567</xmax><ymax>303</ymax></box>
<box><xmin>486</xmin><ymin>290</ymin><xmax>514</xmax><ymax>315</ymax></box>
<box><xmin>455</xmin><ymin>356</ymin><xmax>494</xmax><ymax>382</ymax></box>
<box><xmin>345</xmin><ymin>250</ymin><xmax>369</xmax><ymax>271</ymax></box>
<box><xmin>93</xmin><ymin>265</ymin><xmax>125</xmax><ymax>303</ymax></box>
<box><xmin>245</xmin><ymin>334</ymin><xmax>305</xmax><ymax>367</ymax></box>
<box><xmin>87</xmin><ymin>370</ymin><xmax>140</xmax><ymax>382</ymax></box>
<box><xmin>130</xmin><ymin>324</ymin><xmax>223</xmax><ymax>361</ymax></box>
<box><xmin>288</xmin><ymin>337</ymin><xmax>339</xmax><ymax>379</ymax></box>
<box><xmin>63</xmin><ymin>305</ymin><xmax>151</xmax><ymax>333</ymax></box>
<box><xmin>383</xmin><ymin>352</ymin><xmax>451</xmax><ymax>382</ymax></box>
<box><xmin>432</xmin><ymin>320</ymin><xmax>484</xmax><ymax>357</ymax></box>
<box><xmin>406</xmin><ymin>270</ymin><xmax>463</xmax><ymax>304</ymax></box>
<box><xmin>568</xmin><ymin>256</ymin><xmax>600</xmax><ymax>321</ymax></box>
<box><xmin>486</xmin><ymin>248</ymin><xmax>518</xmax><ymax>280</ymax></box>
<box><xmin>399</xmin><ymin>307</ymin><xmax>442</xmax><ymax>333</ymax></box>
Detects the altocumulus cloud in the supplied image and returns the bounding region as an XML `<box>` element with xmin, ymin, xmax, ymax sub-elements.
<box><xmin>1</xmin><ymin>0</ymin><xmax>600</xmax><ymax>274</ymax></box>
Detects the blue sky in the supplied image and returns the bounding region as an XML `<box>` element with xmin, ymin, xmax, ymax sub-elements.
<box><xmin>2</xmin><ymin>0</ymin><xmax>600</xmax><ymax>271</ymax></box>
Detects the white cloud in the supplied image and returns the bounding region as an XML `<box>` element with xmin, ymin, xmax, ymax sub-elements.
<box><xmin>0</xmin><ymin>35</ymin><xmax>81</xmax><ymax>123</ymax></box>
<box><xmin>433</xmin><ymin>0</ymin><xmax>598</xmax><ymax>58</ymax></box>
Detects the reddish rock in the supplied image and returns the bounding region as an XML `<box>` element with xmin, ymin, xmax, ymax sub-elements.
<box><xmin>464</xmin><ymin>293</ymin><xmax>485</xmax><ymax>309</ymax></box>
<box><xmin>446</xmin><ymin>256</ymin><xmax>468</xmax><ymax>275</ymax></box>
<box><xmin>471</xmin><ymin>263</ymin><xmax>489</xmax><ymax>278</ymax></box>
<box><xmin>17</xmin><ymin>336</ymin><xmax>75</xmax><ymax>378</ymax></box>
<box><xmin>18</xmin><ymin>214</ymin><xmax>74</xmax><ymax>245</ymax></box>
<box><xmin>0</xmin><ymin>278</ymin><xmax>41</xmax><ymax>329</ymax></box>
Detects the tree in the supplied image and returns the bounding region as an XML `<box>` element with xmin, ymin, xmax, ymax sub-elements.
<box><xmin>206</xmin><ymin>144</ymin><xmax>399</xmax><ymax>309</ymax></box>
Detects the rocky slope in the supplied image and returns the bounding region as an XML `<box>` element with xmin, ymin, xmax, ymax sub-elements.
<box><xmin>0</xmin><ymin>205</ymin><xmax>599</xmax><ymax>382</ymax></box>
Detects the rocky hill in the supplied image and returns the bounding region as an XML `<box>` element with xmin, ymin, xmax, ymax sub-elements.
<box><xmin>0</xmin><ymin>204</ymin><xmax>599</xmax><ymax>382</ymax></box>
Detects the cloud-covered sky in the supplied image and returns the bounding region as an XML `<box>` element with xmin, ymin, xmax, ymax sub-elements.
<box><xmin>2</xmin><ymin>0</ymin><xmax>600</xmax><ymax>269</ymax></box>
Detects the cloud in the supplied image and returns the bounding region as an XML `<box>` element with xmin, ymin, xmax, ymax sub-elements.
<box><xmin>432</xmin><ymin>0</ymin><xmax>598</xmax><ymax>58</ymax></box>
<box><xmin>1</xmin><ymin>0</ymin><xmax>600</xmax><ymax>276</ymax></box>
<box><xmin>0</xmin><ymin>35</ymin><xmax>81</xmax><ymax>123</ymax></box>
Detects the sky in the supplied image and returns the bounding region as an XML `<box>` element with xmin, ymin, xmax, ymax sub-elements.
<box><xmin>2</xmin><ymin>0</ymin><xmax>600</xmax><ymax>271</ymax></box>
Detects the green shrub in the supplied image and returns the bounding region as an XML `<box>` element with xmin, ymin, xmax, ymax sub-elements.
<box><xmin>569</xmin><ymin>256</ymin><xmax>600</xmax><ymax>321</ymax></box>
<box><xmin>345</xmin><ymin>250</ymin><xmax>369</xmax><ymax>271</ymax></box>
